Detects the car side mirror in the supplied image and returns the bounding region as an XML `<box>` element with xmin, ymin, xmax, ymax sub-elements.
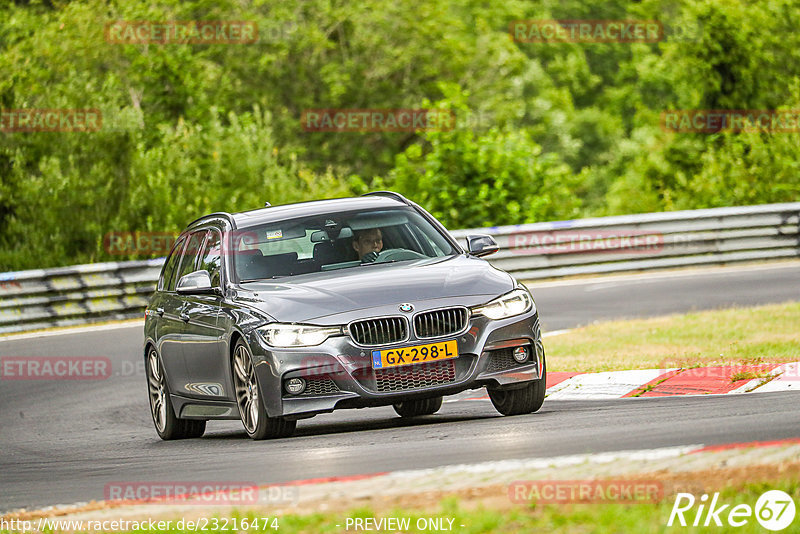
<box><xmin>466</xmin><ymin>234</ymin><xmax>499</xmax><ymax>257</ymax></box>
<box><xmin>176</xmin><ymin>270</ymin><xmax>218</xmax><ymax>295</ymax></box>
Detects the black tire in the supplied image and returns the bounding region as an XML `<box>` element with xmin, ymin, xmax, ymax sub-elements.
<box><xmin>392</xmin><ymin>396</ymin><xmax>443</xmax><ymax>417</ymax></box>
<box><xmin>488</xmin><ymin>353</ymin><xmax>546</xmax><ymax>416</ymax></box>
<box><xmin>146</xmin><ymin>347</ymin><xmax>206</xmax><ymax>440</ymax></box>
<box><xmin>232</xmin><ymin>339</ymin><xmax>296</xmax><ymax>440</ymax></box>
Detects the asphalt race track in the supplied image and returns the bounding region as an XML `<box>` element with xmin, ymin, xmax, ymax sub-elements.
<box><xmin>2</xmin><ymin>262</ymin><xmax>799</xmax><ymax>512</ymax></box>
<box><xmin>531</xmin><ymin>261</ymin><xmax>800</xmax><ymax>331</ymax></box>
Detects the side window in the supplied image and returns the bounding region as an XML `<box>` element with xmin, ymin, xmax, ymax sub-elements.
<box><xmin>198</xmin><ymin>230</ymin><xmax>222</xmax><ymax>288</ymax></box>
<box><xmin>160</xmin><ymin>236</ymin><xmax>186</xmax><ymax>291</ymax></box>
<box><xmin>174</xmin><ymin>231</ymin><xmax>207</xmax><ymax>289</ymax></box>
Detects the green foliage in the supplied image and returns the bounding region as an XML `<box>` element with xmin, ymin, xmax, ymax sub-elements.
<box><xmin>1</xmin><ymin>0</ymin><xmax>799</xmax><ymax>270</ymax></box>
<box><xmin>0</xmin><ymin>107</ymin><xmax>349</xmax><ymax>269</ymax></box>
<box><xmin>387</xmin><ymin>92</ymin><xmax>581</xmax><ymax>228</ymax></box>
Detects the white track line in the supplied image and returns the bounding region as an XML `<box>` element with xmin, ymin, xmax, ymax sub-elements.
<box><xmin>524</xmin><ymin>259</ymin><xmax>800</xmax><ymax>289</ymax></box>
<box><xmin>388</xmin><ymin>445</ymin><xmax>703</xmax><ymax>478</ymax></box>
<box><xmin>542</xmin><ymin>329</ymin><xmax>571</xmax><ymax>338</ymax></box>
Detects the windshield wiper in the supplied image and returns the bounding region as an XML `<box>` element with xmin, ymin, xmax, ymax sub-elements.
<box><xmin>239</xmin><ymin>276</ymin><xmax>287</xmax><ymax>282</ymax></box>
<box><xmin>359</xmin><ymin>260</ymin><xmax>398</xmax><ymax>267</ymax></box>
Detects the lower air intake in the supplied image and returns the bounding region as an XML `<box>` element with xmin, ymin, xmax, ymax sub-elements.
<box><xmin>374</xmin><ymin>360</ymin><xmax>456</xmax><ymax>392</ymax></box>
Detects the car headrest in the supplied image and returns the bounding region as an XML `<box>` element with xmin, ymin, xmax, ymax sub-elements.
<box><xmin>248</xmin><ymin>252</ymin><xmax>298</xmax><ymax>279</ymax></box>
<box><xmin>236</xmin><ymin>249</ymin><xmax>263</xmax><ymax>257</ymax></box>
<box><xmin>313</xmin><ymin>241</ymin><xmax>336</xmax><ymax>263</ymax></box>
<box><xmin>235</xmin><ymin>249</ymin><xmax>264</xmax><ymax>280</ymax></box>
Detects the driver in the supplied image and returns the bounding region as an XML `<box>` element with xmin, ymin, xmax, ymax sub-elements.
<box><xmin>352</xmin><ymin>228</ymin><xmax>383</xmax><ymax>263</ymax></box>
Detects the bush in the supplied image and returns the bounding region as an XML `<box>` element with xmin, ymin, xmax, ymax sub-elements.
<box><xmin>386</xmin><ymin>97</ymin><xmax>581</xmax><ymax>229</ymax></box>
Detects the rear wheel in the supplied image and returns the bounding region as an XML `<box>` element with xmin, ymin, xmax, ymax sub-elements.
<box><xmin>232</xmin><ymin>340</ymin><xmax>296</xmax><ymax>440</ymax></box>
<box><xmin>488</xmin><ymin>353</ymin><xmax>546</xmax><ymax>416</ymax></box>
<box><xmin>146</xmin><ymin>347</ymin><xmax>206</xmax><ymax>440</ymax></box>
<box><xmin>393</xmin><ymin>396</ymin><xmax>443</xmax><ymax>417</ymax></box>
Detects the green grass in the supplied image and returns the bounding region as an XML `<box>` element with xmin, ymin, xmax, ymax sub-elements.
<box><xmin>8</xmin><ymin>479</ymin><xmax>795</xmax><ymax>534</ymax></box>
<box><xmin>545</xmin><ymin>302</ymin><xmax>800</xmax><ymax>373</ymax></box>
<box><xmin>729</xmin><ymin>369</ymin><xmax>777</xmax><ymax>383</ymax></box>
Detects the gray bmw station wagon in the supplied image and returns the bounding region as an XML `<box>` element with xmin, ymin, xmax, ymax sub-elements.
<box><xmin>144</xmin><ymin>192</ymin><xmax>546</xmax><ymax>440</ymax></box>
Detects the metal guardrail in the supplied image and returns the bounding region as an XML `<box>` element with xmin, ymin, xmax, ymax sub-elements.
<box><xmin>450</xmin><ymin>202</ymin><xmax>800</xmax><ymax>280</ymax></box>
<box><xmin>1</xmin><ymin>203</ymin><xmax>798</xmax><ymax>334</ymax></box>
<box><xmin>0</xmin><ymin>259</ymin><xmax>164</xmax><ymax>334</ymax></box>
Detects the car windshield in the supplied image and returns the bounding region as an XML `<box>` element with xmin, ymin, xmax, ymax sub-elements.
<box><xmin>232</xmin><ymin>207</ymin><xmax>459</xmax><ymax>281</ymax></box>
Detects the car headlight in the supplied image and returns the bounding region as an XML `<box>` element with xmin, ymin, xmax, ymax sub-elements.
<box><xmin>472</xmin><ymin>288</ymin><xmax>534</xmax><ymax>320</ymax></box>
<box><xmin>258</xmin><ymin>323</ymin><xmax>342</xmax><ymax>348</ymax></box>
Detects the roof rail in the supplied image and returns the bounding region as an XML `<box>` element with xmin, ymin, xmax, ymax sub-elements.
<box><xmin>186</xmin><ymin>211</ymin><xmax>236</xmax><ymax>229</ymax></box>
<box><xmin>361</xmin><ymin>191</ymin><xmax>412</xmax><ymax>205</ymax></box>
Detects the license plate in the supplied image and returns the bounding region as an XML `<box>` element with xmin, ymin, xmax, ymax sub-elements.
<box><xmin>371</xmin><ymin>339</ymin><xmax>458</xmax><ymax>369</ymax></box>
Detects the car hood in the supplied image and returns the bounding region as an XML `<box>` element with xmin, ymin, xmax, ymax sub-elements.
<box><xmin>235</xmin><ymin>254</ymin><xmax>515</xmax><ymax>323</ymax></box>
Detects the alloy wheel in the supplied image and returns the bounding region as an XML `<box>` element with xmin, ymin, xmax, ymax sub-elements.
<box><xmin>147</xmin><ymin>348</ymin><xmax>167</xmax><ymax>432</ymax></box>
<box><xmin>233</xmin><ymin>344</ymin><xmax>259</xmax><ymax>434</ymax></box>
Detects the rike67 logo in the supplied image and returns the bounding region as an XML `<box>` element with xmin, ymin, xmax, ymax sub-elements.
<box><xmin>668</xmin><ymin>490</ymin><xmax>796</xmax><ymax>531</ymax></box>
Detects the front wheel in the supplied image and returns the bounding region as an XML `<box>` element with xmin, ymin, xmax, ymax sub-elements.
<box><xmin>393</xmin><ymin>396</ymin><xmax>443</xmax><ymax>417</ymax></box>
<box><xmin>146</xmin><ymin>347</ymin><xmax>206</xmax><ymax>440</ymax></box>
<box><xmin>232</xmin><ymin>340</ymin><xmax>296</xmax><ymax>440</ymax></box>
<box><xmin>488</xmin><ymin>354</ymin><xmax>546</xmax><ymax>416</ymax></box>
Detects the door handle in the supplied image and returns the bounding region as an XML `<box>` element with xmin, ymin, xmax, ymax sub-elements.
<box><xmin>180</xmin><ymin>312</ymin><xmax>190</xmax><ymax>322</ymax></box>
<box><xmin>156</xmin><ymin>307</ymin><xmax>164</xmax><ymax>317</ymax></box>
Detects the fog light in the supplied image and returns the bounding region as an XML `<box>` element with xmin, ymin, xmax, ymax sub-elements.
<box><xmin>512</xmin><ymin>346</ymin><xmax>528</xmax><ymax>363</ymax></box>
<box><xmin>285</xmin><ymin>377</ymin><xmax>306</xmax><ymax>395</ymax></box>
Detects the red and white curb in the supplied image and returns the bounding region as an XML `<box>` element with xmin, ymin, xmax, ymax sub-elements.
<box><xmin>447</xmin><ymin>361</ymin><xmax>800</xmax><ymax>403</ymax></box>
<box><xmin>547</xmin><ymin>369</ymin><xmax>673</xmax><ymax>399</ymax></box>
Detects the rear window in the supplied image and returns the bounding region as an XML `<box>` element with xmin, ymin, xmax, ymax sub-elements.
<box><xmin>159</xmin><ymin>236</ymin><xmax>186</xmax><ymax>292</ymax></box>
<box><xmin>198</xmin><ymin>230</ymin><xmax>222</xmax><ymax>288</ymax></box>
<box><xmin>174</xmin><ymin>231</ymin><xmax>207</xmax><ymax>288</ymax></box>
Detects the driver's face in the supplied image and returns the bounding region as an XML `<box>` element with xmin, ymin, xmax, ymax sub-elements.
<box><xmin>353</xmin><ymin>229</ymin><xmax>383</xmax><ymax>257</ymax></box>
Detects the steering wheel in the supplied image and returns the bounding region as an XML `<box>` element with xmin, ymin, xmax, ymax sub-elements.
<box><xmin>374</xmin><ymin>248</ymin><xmax>427</xmax><ymax>262</ymax></box>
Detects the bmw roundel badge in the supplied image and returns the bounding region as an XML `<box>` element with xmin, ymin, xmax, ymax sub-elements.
<box><xmin>399</xmin><ymin>303</ymin><xmax>414</xmax><ymax>313</ymax></box>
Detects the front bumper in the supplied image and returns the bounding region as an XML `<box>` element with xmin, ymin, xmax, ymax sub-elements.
<box><xmin>247</xmin><ymin>309</ymin><xmax>544</xmax><ymax>418</ymax></box>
